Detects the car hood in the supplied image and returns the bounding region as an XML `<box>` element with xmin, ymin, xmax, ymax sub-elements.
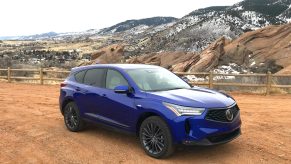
<box><xmin>146</xmin><ymin>87</ymin><xmax>235</xmax><ymax>108</ymax></box>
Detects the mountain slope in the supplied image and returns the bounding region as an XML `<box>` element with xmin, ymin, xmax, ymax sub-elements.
<box><xmin>237</xmin><ymin>0</ymin><xmax>290</xmax><ymax>17</ymax></box>
<box><xmin>1</xmin><ymin>0</ymin><xmax>290</xmax><ymax>61</ymax></box>
<box><xmin>98</xmin><ymin>17</ymin><xmax>177</xmax><ymax>34</ymax></box>
<box><xmin>128</xmin><ymin>0</ymin><xmax>291</xmax><ymax>55</ymax></box>
<box><xmin>0</xmin><ymin>17</ymin><xmax>177</xmax><ymax>41</ymax></box>
<box><xmin>126</xmin><ymin>23</ymin><xmax>291</xmax><ymax>74</ymax></box>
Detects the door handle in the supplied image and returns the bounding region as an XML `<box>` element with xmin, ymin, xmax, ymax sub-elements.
<box><xmin>75</xmin><ymin>87</ymin><xmax>81</xmax><ymax>91</ymax></box>
<box><xmin>102</xmin><ymin>94</ymin><xmax>107</xmax><ymax>97</ymax></box>
<box><xmin>75</xmin><ymin>87</ymin><xmax>88</xmax><ymax>93</ymax></box>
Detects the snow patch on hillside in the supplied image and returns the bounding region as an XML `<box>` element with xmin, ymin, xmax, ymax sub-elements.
<box><xmin>233</xmin><ymin>6</ymin><xmax>243</xmax><ymax>11</ymax></box>
<box><xmin>241</xmin><ymin>11</ymin><xmax>269</xmax><ymax>27</ymax></box>
<box><xmin>111</xmin><ymin>29</ymin><xmax>117</xmax><ymax>33</ymax></box>
<box><xmin>151</xmin><ymin>22</ymin><xmax>176</xmax><ymax>34</ymax></box>
<box><xmin>127</xmin><ymin>25</ymin><xmax>149</xmax><ymax>35</ymax></box>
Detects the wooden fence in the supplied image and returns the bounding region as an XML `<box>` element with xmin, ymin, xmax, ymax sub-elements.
<box><xmin>0</xmin><ymin>67</ymin><xmax>291</xmax><ymax>95</ymax></box>
<box><xmin>175</xmin><ymin>72</ymin><xmax>291</xmax><ymax>95</ymax></box>
<box><xmin>0</xmin><ymin>67</ymin><xmax>70</xmax><ymax>85</ymax></box>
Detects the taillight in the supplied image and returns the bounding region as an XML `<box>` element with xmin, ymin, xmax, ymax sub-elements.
<box><xmin>60</xmin><ymin>82</ymin><xmax>67</xmax><ymax>88</ymax></box>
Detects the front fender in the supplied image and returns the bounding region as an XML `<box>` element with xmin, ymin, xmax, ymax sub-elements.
<box><xmin>135</xmin><ymin>98</ymin><xmax>181</xmax><ymax>143</ymax></box>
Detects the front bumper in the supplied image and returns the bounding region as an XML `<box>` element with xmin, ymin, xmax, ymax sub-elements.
<box><xmin>182</xmin><ymin>128</ymin><xmax>241</xmax><ymax>146</ymax></box>
<box><xmin>169</xmin><ymin>110</ymin><xmax>242</xmax><ymax>145</ymax></box>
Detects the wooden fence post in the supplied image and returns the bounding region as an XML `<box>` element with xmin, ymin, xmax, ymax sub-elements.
<box><xmin>7</xmin><ymin>67</ymin><xmax>11</xmax><ymax>83</ymax></box>
<box><xmin>266</xmin><ymin>71</ymin><xmax>272</xmax><ymax>95</ymax></box>
<box><xmin>209</xmin><ymin>71</ymin><xmax>214</xmax><ymax>89</ymax></box>
<box><xmin>40</xmin><ymin>67</ymin><xmax>44</xmax><ymax>85</ymax></box>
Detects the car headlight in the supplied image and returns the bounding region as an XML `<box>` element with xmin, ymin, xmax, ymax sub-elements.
<box><xmin>163</xmin><ymin>102</ymin><xmax>205</xmax><ymax>116</ymax></box>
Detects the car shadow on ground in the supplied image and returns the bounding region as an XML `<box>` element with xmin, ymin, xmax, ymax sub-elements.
<box><xmin>81</xmin><ymin>122</ymin><xmax>239</xmax><ymax>160</ymax></box>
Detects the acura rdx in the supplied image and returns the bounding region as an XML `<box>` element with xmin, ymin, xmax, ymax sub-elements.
<box><xmin>59</xmin><ymin>64</ymin><xmax>241</xmax><ymax>158</ymax></box>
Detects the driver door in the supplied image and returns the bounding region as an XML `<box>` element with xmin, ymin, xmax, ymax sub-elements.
<box><xmin>96</xmin><ymin>69</ymin><xmax>136</xmax><ymax>129</ymax></box>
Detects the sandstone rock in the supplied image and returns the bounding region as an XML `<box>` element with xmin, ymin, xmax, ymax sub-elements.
<box><xmin>85</xmin><ymin>23</ymin><xmax>291</xmax><ymax>74</ymax></box>
<box><xmin>127</xmin><ymin>37</ymin><xmax>227</xmax><ymax>72</ymax></box>
<box><xmin>223</xmin><ymin>23</ymin><xmax>291</xmax><ymax>69</ymax></box>
<box><xmin>188</xmin><ymin>36</ymin><xmax>227</xmax><ymax>72</ymax></box>
<box><xmin>89</xmin><ymin>44</ymin><xmax>125</xmax><ymax>64</ymax></box>
<box><xmin>128</xmin><ymin>51</ymin><xmax>196</xmax><ymax>70</ymax></box>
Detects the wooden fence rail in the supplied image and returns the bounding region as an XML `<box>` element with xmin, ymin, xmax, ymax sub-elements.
<box><xmin>0</xmin><ymin>67</ymin><xmax>70</xmax><ymax>84</ymax></box>
<box><xmin>175</xmin><ymin>71</ymin><xmax>291</xmax><ymax>95</ymax></box>
<box><xmin>0</xmin><ymin>67</ymin><xmax>291</xmax><ymax>95</ymax></box>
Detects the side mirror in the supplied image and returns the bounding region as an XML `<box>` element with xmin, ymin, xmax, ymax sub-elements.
<box><xmin>181</xmin><ymin>77</ymin><xmax>193</xmax><ymax>87</ymax></box>
<box><xmin>114</xmin><ymin>85</ymin><xmax>130</xmax><ymax>94</ymax></box>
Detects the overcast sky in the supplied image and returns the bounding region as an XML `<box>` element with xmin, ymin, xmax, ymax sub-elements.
<box><xmin>0</xmin><ymin>0</ymin><xmax>242</xmax><ymax>36</ymax></box>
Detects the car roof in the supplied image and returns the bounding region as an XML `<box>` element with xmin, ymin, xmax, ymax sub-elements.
<box><xmin>71</xmin><ymin>64</ymin><xmax>161</xmax><ymax>73</ymax></box>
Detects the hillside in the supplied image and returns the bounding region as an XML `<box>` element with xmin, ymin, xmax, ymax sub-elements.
<box><xmin>1</xmin><ymin>0</ymin><xmax>290</xmax><ymax>53</ymax></box>
<box><xmin>0</xmin><ymin>17</ymin><xmax>177</xmax><ymax>41</ymax></box>
<box><xmin>1</xmin><ymin>0</ymin><xmax>290</xmax><ymax>74</ymax></box>
<box><xmin>98</xmin><ymin>17</ymin><xmax>177</xmax><ymax>34</ymax></box>
<box><xmin>131</xmin><ymin>0</ymin><xmax>291</xmax><ymax>54</ymax></box>
<box><xmin>126</xmin><ymin>23</ymin><xmax>291</xmax><ymax>74</ymax></box>
<box><xmin>71</xmin><ymin>0</ymin><xmax>290</xmax><ymax>56</ymax></box>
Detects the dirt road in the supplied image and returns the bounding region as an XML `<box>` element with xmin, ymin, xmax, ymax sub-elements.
<box><xmin>0</xmin><ymin>82</ymin><xmax>290</xmax><ymax>163</ymax></box>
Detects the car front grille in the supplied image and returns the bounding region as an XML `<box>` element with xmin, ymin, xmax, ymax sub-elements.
<box><xmin>205</xmin><ymin>104</ymin><xmax>239</xmax><ymax>122</ymax></box>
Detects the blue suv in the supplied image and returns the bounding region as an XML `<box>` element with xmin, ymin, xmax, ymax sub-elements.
<box><xmin>59</xmin><ymin>64</ymin><xmax>241</xmax><ymax>158</ymax></box>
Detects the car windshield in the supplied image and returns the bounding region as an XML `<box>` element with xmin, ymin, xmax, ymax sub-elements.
<box><xmin>126</xmin><ymin>68</ymin><xmax>191</xmax><ymax>91</ymax></box>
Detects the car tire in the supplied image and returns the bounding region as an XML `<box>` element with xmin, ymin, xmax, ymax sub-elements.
<box><xmin>139</xmin><ymin>116</ymin><xmax>174</xmax><ymax>158</ymax></box>
<box><xmin>63</xmin><ymin>102</ymin><xmax>85</xmax><ymax>132</ymax></box>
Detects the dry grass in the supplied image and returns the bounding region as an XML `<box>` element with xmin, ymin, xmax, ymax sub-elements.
<box><xmin>1</xmin><ymin>39</ymin><xmax>106</xmax><ymax>56</ymax></box>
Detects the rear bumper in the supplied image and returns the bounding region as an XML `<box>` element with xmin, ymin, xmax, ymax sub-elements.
<box><xmin>59</xmin><ymin>89</ymin><xmax>66</xmax><ymax>115</ymax></box>
<box><xmin>169</xmin><ymin>111</ymin><xmax>242</xmax><ymax>145</ymax></box>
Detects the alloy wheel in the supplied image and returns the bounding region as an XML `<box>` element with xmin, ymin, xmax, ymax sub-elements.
<box><xmin>64</xmin><ymin>106</ymin><xmax>78</xmax><ymax>129</ymax></box>
<box><xmin>141</xmin><ymin>123</ymin><xmax>165</xmax><ymax>155</ymax></box>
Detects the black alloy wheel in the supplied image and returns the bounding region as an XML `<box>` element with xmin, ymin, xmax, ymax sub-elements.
<box><xmin>139</xmin><ymin>116</ymin><xmax>174</xmax><ymax>158</ymax></box>
<box><xmin>64</xmin><ymin>102</ymin><xmax>85</xmax><ymax>132</ymax></box>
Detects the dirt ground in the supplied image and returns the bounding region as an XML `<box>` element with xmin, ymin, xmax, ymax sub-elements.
<box><xmin>0</xmin><ymin>82</ymin><xmax>291</xmax><ymax>164</ymax></box>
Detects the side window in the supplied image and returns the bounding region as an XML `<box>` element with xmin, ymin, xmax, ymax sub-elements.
<box><xmin>74</xmin><ymin>70</ymin><xmax>86</xmax><ymax>83</ymax></box>
<box><xmin>106</xmin><ymin>69</ymin><xmax>128</xmax><ymax>89</ymax></box>
<box><xmin>83</xmin><ymin>69</ymin><xmax>106</xmax><ymax>87</ymax></box>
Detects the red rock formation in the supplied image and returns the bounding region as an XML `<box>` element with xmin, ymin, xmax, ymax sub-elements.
<box><xmin>90</xmin><ymin>44</ymin><xmax>125</xmax><ymax>64</ymax></box>
<box><xmin>223</xmin><ymin>23</ymin><xmax>291</xmax><ymax>69</ymax></box>
<box><xmin>128</xmin><ymin>36</ymin><xmax>228</xmax><ymax>72</ymax></box>
<box><xmin>87</xmin><ymin>23</ymin><xmax>291</xmax><ymax>74</ymax></box>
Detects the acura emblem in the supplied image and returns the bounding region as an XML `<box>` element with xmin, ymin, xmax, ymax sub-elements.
<box><xmin>225</xmin><ymin>109</ymin><xmax>233</xmax><ymax>121</ymax></box>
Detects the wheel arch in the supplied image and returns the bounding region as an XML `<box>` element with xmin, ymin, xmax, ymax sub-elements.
<box><xmin>136</xmin><ymin>112</ymin><xmax>167</xmax><ymax>136</ymax></box>
<box><xmin>61</xmin><ymin>98</ymin><xmax>75</xmax><ymax>115</ymax></box>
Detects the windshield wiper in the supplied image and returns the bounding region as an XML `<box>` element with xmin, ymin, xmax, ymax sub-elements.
<box><xmin>148</xmin><ymin>87</ymin><xmax>186</xmax><ymax>92</ymax></box>
<box><xmin>164</xmin><ymin>87</ymin><xmax>186</xmax><ymax>91</ymax></box>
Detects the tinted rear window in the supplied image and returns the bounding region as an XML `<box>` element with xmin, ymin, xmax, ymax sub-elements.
<box><xmin>74</xmin><ymin>70</ymin><xmax>86</xmax><ymax>83</ymax></box>
<box><xmin>83</xmin><ymin>68</ymin><xmax>106</xmax><ymax>87</ymax></box>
